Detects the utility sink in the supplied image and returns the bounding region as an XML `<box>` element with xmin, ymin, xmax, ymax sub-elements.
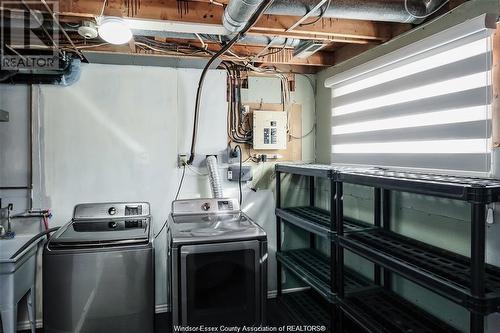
<box><xmin>0</xmin><ymin>234</ymin><xmax>42</xmax><ymax>271</ymax></box>
<box><xmin>0</xmin><ymin>234</ymin><xmax>43</xmax><ymax>333</ymax></box>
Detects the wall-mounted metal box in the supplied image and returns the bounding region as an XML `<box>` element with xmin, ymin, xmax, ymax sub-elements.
<box><xmin>252</xmin><ymin>111</ymin><xmax>287</xmax><ymax>150</ymax></box>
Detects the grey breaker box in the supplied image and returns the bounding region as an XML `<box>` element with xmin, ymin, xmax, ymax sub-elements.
<box><xmin>253</xmin><ymin>111</ymin><xmax>287</xmax><ymax>150</ymax></box>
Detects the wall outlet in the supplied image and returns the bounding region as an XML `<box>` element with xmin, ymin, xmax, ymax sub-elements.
<box><xmin>227</xmin><ymin>165</ymin><xmax>252</xmax><ymax>182</ymax></box>
<box><xmin>177</xmin><ymin>154</ymin><xmax>188</xmax><ymax>167</ymax></box>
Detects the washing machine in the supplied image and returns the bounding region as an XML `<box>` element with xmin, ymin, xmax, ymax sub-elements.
<box><xmin>43</xmin><ymin>202</ymin><xmax>154</xmax><ymax>333</ymax></box>
<box><xmin>168</xmin><ymin>198</ymin><xmax>267</xmax><ymax>327</ymax></box>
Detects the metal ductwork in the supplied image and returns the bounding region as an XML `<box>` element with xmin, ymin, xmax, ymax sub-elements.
<box><xmin>0</xmin><ymin>56</ymin><xmax>81</xmax><ymax>86</ymax></box>
<box><xmin>223</xmin><ymin>0</ymin><xmax>264</xmax><ymax>33</ymax></box>
<box><xmin>130</xmin><ymin>29</ymin><xmax>300</xmax><ymax>47</ymax></box>
<box><xmin>223</xmin><ymin>0</ymin><xmax>448</xmax><ymax>29</ymax></box>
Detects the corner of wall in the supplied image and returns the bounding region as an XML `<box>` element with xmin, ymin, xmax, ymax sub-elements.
<box><xmin>314</xmin><ymin>71</ymin><xmax>332</xmax><ymax>164</ymax></box>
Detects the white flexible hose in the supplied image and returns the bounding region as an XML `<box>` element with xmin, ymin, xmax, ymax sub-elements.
<box><xmin>206</xmin><ymin>155</ymin><xmax>224</xmax><ymax>198</ymax></box>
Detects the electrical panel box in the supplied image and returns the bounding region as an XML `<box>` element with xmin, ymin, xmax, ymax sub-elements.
<box><xmin>253</xmin><ymin>111</ymin><xmax>287</xmax><ymax>150</ymax></box>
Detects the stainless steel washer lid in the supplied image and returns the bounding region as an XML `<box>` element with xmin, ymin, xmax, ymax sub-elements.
<box><xmin>48</xmin><ymin>201</ymin><xmax>152</xmax><ymax>248</ymax></box>
<box><xmin>49</xmin><ymin>218</ymin><xmax>151</xmax><ymax>248</ymax></box>
<box><xmin>169</xmin><ymin>212</ymin><xmax>266</xmax><ymax>246</ymax></box>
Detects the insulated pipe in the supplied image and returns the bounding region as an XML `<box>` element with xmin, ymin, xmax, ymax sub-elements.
<box><xmin>265</xmin><ymin>0</ymin><xmax>426</xmax><ymax>23</ymax></box>
<box><xmin>223</xmin><ymin>0</ymin><xmax>265</xmax><ymax>33</ymax></box>
<box><xmin>223</xmin><ymin>0</ymin><xmax>448</xmax><ymax>27</ymax></box>
<box><xmin>206</xmin><ymin>155</ymin><xmax>224</xmax><ymax>198</ymax></box>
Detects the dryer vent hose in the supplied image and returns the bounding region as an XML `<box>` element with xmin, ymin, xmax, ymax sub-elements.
<box><xmin>206</xmin><ymin>155</ymin><xmax>224</xmax><ymax>198</ymax></box>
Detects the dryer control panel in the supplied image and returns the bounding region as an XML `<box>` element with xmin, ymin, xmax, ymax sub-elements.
<box><xmin>73</xmin><ymin>202</ymin><xmax>150</xmax><ymax>220</ymax></box>
<box><xmin>172</xmin><ymin>198</ymin><xmax>240</xmax><ymax>216</ymax></box>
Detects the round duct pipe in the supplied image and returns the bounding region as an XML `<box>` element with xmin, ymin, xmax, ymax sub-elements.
<box><xmin>223</xmin><ymin>0</ymin><xmax>265</xmax><ymax>33</ymax></box>
<box><xmin>222</xmin><ymin>0</ymin><xmax>447</xmax><ymax>26</ymax></box>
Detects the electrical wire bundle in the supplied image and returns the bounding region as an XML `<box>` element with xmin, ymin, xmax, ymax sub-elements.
<box><xmin>187</xmin><ymin>0</ymin><xmax>275</xmax><ymax>164</ymax></box>
<box><xmin>222</xmin><ymin>63</ymin><xmax>253</xmax><ymax>144</ymax></box>
<box><xmin>134</xmin><ymin>36</ymin><xmax>212</xmax><ymax>56</ymax></box>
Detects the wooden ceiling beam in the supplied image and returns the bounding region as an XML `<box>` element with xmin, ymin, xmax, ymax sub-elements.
<box><xmin>247</xmin><ymin>31</ymin><xmax>376</xmax><ymax>44</ymax></box>
<box><xmin>57</xmin><ymin>0</ymin><xmax>398</xmax><ymax>42</ymax></box>
<box><xmin>2</xmin><ymin>0</ymin><xmax>418</xmax><ymax>69</ymax></box>
<box><xmin>253</xmin><ymin>15</ymin><xmax>395</xmax><ymax>41</ymax></box>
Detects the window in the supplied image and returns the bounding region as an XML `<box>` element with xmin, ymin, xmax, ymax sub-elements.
<box><xmin>325</xmin><ymin>14</ymin><xmax>496</xmax><ymax>175</ymax></box>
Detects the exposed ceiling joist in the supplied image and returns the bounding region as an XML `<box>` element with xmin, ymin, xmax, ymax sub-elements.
<box><xmin>57</xmin><ymin>0</ymin><xmax>399</xmax><ymax>43</ymax></box>
<box><xmin>0</xmin><ymin>0</ymin><xmax>460</xmax><ymax>72</ymax></box>
<box><xmin>253</xmin><ymin>15</ymin><xmax>396</xmax><ymax>42</ymax></box>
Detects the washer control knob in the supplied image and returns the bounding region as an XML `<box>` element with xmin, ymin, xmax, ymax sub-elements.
<box><xmin>201</xmin><ymin>202</ymin><xmax>211</xmax><ymax>211</ymax></box>
<box><xmin>108</xmin><ymin>221</ymin><xmax>117</xmax><ymax>229</ymax></box>
<box><xmin>108</xmin><ymin>207</ymin><xmax>117</xmax><ymax>215</ymax></box>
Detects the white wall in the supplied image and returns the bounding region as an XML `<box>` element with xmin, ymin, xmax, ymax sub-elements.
<box><xmin>0</xmin><ymin>64</ymin><xmax>227</xmax><ymax>326</ymax></box>
<box><xmin>38</xmin><ymin>64</ymin><xmax>183</xmax><ymax>310</ymax></box>
<box><xmin>0</xmin><ymin>63</ymin><xmax>317</xmax><ymax>329</ymax></box>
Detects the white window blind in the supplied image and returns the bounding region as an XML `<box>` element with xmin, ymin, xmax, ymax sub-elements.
<box><xmin>325</xmin><ymin>14</ymin><xmax>496</xmax><ymax>174</ymax></box>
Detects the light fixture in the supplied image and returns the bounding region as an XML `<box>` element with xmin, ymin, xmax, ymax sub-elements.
<box><xmin>98</xmin><ymin>16</ymin><xmax>132</xmax><ymax>45</ymax></box>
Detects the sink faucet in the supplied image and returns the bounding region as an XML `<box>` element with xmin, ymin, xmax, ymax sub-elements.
<box><xmin>6</xmin><ymin>203</ymin><xmax>13</xmax><ymax>233</ymax></box>
<box><xmin>0</xmin><ymin>203</ymin><xmax>14</xmax><ymax>239</ymax></box>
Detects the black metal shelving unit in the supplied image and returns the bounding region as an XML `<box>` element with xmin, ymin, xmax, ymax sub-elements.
<box><xmin>275</xmin><ymin>163</ymin><xmax>374</xmax><ymax>330</ymax></box>
<box><xmin>336</xmin><ymin>169</ymin><xmax>500</xmax><ymax>333</ymax></box>
<box><xmin>275</xmin><ymin>163</ymin><xmax>339</xmax><ymax>329</ymax></box>
<box><xmin>275</xmin><ymin>163</ymin><xmax>500</xmax><ymax>333</ymax></box>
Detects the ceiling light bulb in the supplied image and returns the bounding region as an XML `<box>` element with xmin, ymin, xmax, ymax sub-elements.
<box><xmin>98</xmin><ymin>17</ymin><xmax>132</xmax><ymax>45</ymax></box>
